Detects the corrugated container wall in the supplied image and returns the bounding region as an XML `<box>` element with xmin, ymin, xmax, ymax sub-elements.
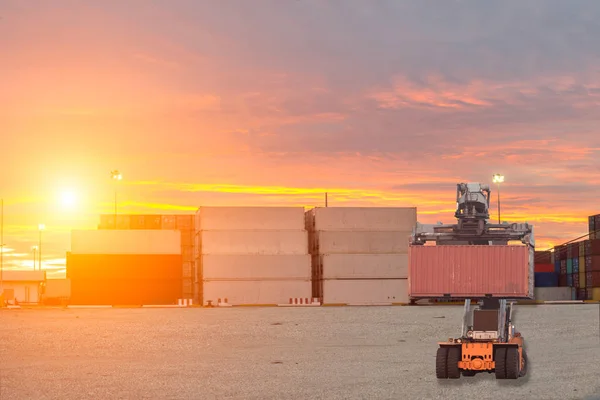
<box><xmin>409</xmin><ymin>245</ymin><xmax>532</xmax><ymax>298</ymax></box>
<box><xmin>305</xmin><ymin>207</ymin><xmax>417</xmax><ymax>231</ymax></box>
<box><xmin>200</xmin><ymin>255</ymin><xmax>311</xmax><ymax>280</ymax></box>
<box><xmin>196</xmin><ymin>206</ymin><xmax>305</xmax><ymax>231</ymax></box>
<box><xmin>70</xmin><ymin>230</ymin><xmax>181</xmax><ymax>255</ymax></box>
<box><xmin>197</xmin><ymin>230</ymin><xmax>307</xmax><ymax>255</ymax></box>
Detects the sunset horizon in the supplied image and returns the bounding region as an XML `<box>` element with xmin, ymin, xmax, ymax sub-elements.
<box><xmin>2</xmin><ymin>1</ymin><xmax>599</xmax><ymax>278</ymax></box>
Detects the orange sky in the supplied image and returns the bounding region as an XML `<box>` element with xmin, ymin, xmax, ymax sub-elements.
<box><xmin>2</xmin><ymin>2</ymin><xmax>600</xmax><ymax>278</ymax></box>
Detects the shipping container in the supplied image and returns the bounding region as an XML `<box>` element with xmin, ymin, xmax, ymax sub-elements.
<box><xmin>573</xmin><ymin>272</ymin><xmax>580</xmax><ymax>288</ymax></box>
<box><xmin>71</xmin><ymin>230</ymin><xmax>181</xmax><ymax>255</ymax></box>
<box><xmin>586</xmin><ymin>272</ymin><xmax>592</xmax><ymax>288</ymax></box>
<box><xmin>43</xmin><ymin>279</ymin><xmax>71</xmax><ymax>298</ymax></box>
<box><xmin>311</xmin><ymin>231</ymin><xmax>411</xmax><ymax>254</ymax></box>
<box><xmin>196</xmin><ymin>207</ymin><xmax>305</xmax><ymax>231</ymax></box>
<box><xmin>202</xmin><ymin>280</ymin><xmax>312</xmax><ymax>306</ymax></box>
<box><xmin>182</xmin><ymin>278</ymin><xmax>193</xmax><ymax>298</ymax></box>
<box><xmin>567</xmin><ymin>274</ymin><xmax>573</xmax><ymax>287</ymax></box>
<box><xmin>589</xmin><ymin>271</ymin><xmax>600</xmax><ymax>286</ymax></box>
<box><xmin>70</xmin><ymin>278</ymin><xmax>182</xmax><ymax>305</ymax></box>
<box><xmin>321</xmin><ymin>279</ymin><xmax>408</xmax><ymax>305</ymax></box>
<box><xmin>197</xmin><ymin>230</ymin><xmax>308</xmax><ymax>255</ymax></box>
<box><xmin>559</xmin><ymin>274</ymin><xmax>567</xmax><ymax>287</ymax></box>
<box><xmin>129</xmin><ymin>215</ymin><xmax>146</xmax><ymax>229</ymax></box>
<box><xmin>567</xmin><ymin>259</ymin><xmax>573</xmax><ymax>274</ymax></box>
<box><xmin>317</xmin><ymin>254</ymin><xmax>408</xmax><ymax>279</ymax></box>
<box><xmin>200</xmin><ymin>255</ymin><xmax>311</xmax><ymax>280</ymax></box>
<box><xmin>99</xmin><ymin>214</ymin><xmax>115</xmax><ymax>229</ymax></box>
<box><xmin>534</xmin><ymin>272</ymin><xmax>558</xmax><ymax>287</ymax></box>
<box><xmin>573</xmin><ymin>257</ymin><xmax>579</xmax><ymax>273</ymax></box>
<box><xmin>554</xmin><ymin>258</ymin><xmax>561</xmax><ymax>274</ymax></box>
<box><xmin>571</xmin><ymin>287</ymin><xmax>577</xmax><ymax>300</ymax></box>
<box><xmin>181</xmin><ymin>230</ymin><xmax>194</xmax><ymax>247</ymax></box>
<box><xmin>567</xmin><ymin>244</ymin><xmax>573</xmax><ymax>259</ymax></box>
<box><xmin>305</xmin><ymin>207</ymin><xmax>417</xmax><ymax>232</ymax></box>
<box><xmin>560</xmin><ymin>260</ymin><xmax>567</xmax><ymax>275</ymax></box>
<box><xmin>578</xmin><ymin>288</ymin><xmax>587</xmax><ymax>300</ymax></box>
<box><xmin>66</xmin><ymin>253</ymin><xmax>183</xmax><ymax>280</ymax></box>
<box><xmin>176</xmin><ymin>215</ymin><xmax>194</xmax><ymax>230</ymax></box>
<box><xmin>161</xmin><ymin>215</ymin><xmax>177</xmax><ymax>230</ymax></box>
<box><xmin>182</xmin><ymin>246</ymin><xmax>194</xmax><ymax>261</ymax></box>
<box><xmin>534</xmin><ymin>287</ymin><xmax>571</xmax><ymax>301</ymax></box>
<box><xmin>593</xmin><ymin>287</ymin><xmax>600</xmax><ymax>301</ymax></box>
<box><xmin>580</xmin><ymin>256</ymin><xmax>586</xmax><ymax>273</ymax></box>
<box><xmin>408</xmin><ymin>245</ymin><xmax>532</xmax><ymax>298</ymax></box>
<box><xmin>534</xmin><ymin>263</ymin><xmax>554</xmax><ymax>273</ymax></box>
<box><xmin>556</xmin><ymin>245</ymin><xmax>567</xmax><ymax>260</ymax></box>
<box><xmin>589</xmin><ymin>216</ymin><xmax>596</xmax><ymax>237</ymax></box>
<box><xmin>580</xmin><ymin>271</ymin><xmax>586</xmax><ymax>288</ymax></box>
<box><xmin>534</xmin><ymin>251</ymin><xmax>552</xmax><ymax>264</ymax></box>
<box><xmin>144</xmin><ymin>215</ymin><xmax>162</xmax><ymax>229</ymax></box>
<box><xmin>183</xmin><ymin>261</ymin><xmax>193</xmax><ymax>278</ymax></box>
<box><xmin>584</xmin><ymin>239</ymin><xmax>600</xmax><ymax>256</ymax></box>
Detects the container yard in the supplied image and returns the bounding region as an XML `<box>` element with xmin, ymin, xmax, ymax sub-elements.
<box><xmin>307</xmin><ymin>207</ymin><xmax>415</xmax><ymax>305</ymax></box>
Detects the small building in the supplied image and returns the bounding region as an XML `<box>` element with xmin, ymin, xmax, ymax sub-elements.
<box><xmin>0</xmin><ymin>270</ymin><xmax>46</xmax><ymax>304</ymax></box>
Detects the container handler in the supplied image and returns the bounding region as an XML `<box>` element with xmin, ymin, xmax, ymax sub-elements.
<box><xmin>410</xmin><ymin>183</ymin><xmax>533</xmax><ymax>379</ymax></box>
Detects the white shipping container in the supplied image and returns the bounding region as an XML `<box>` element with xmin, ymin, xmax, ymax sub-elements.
<box><xmin>306</xmin><ymin>207</ymin><xmax>417</xmax><ymax>231</ymax></box>
<box><xmin>322</xmin><ymin>279</ymin><xmax>408</xmax><ymax>305</ymax></box>
<box><xmin>196</xmin><ymin>206</ymin><xmax>305</xmax><ymax>231</ymax></box>
<box><xmin>198</xmin><ymin>230</ymin><xmax>308</xmax><ymax>255</ymax></box>
<box><xmin>319</xmin><ymin>254</ymin><xmax>408</xmax><ymax>279</ymax></box>
<box><xmin>312</xmin><ymin>231</ymin><xmax>411</xmax><ymax>254</ymax></box>
<box><xmin>534</xmin><ymin>287</ymin><xmax>572</xmax><ymax>301</ymax></box>
<box><xmin>70</xmin><ymin>230</ymin><xmax>181</xmax><ymax>255</ymax></box>
<box><xmin>201</xmin><ymin>255</ymin><xmax>311</xmax><ymax>280</ymax></box>
<box><xmin>202</xmin><ymin>280</ymin><xmax>312</xmax><ymax>305</ymax></box>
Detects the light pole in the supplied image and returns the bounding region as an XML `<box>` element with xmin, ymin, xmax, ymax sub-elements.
<box><xmin>32</xmin><ymin>246</ymin><xmax>38</xmax><ymax>270</ymax></box>
<box><xmin>492</xmin><ymin>174</ymin><xmax>504</xmax><ymax>224</ymax></box>
<box><xmin>1</xmin><ymin>198</ymin><xmax>4</xmax><ymax>300</ymax></box>
<box><xmin>111</xmin><ymin>170</ymin><xmax>122</xmax><ymax>229</ymax></box>
<box><xmin>38</xmin><ymin>224</ymin><xmax>45</xmax><ymax>271</ymax></box>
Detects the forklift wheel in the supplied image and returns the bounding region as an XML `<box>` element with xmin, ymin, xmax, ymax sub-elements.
<box><xmin>495</xmin><ymin>348</ymin><xmax>507</xmax><ymax>379</ymax></box>
<box><xmin>505</xmin><ymin>347</ymin><xmax>520</xmax><ymax>379</ymax></box>
<box><xmin>436</xmin><ymin>347</ymin><xmax>448</xmax><ymax>379</ymax></box>
<box><xmin>446</xmin><ymin>347</ymin><xmax>461</xmax><ymax>379</ymax></box>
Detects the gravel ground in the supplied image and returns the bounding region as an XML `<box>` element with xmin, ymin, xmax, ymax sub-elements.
<box><xmin>1</xmin><ymin>304</ymin><xmax>600</xmax><ymax>400</ymax></box>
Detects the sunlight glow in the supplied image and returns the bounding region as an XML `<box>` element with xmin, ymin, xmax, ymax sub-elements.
<box><xmin>59</xmin><ymin>190</ymin><xmax>78</xmax><ymax>209</ymax></box>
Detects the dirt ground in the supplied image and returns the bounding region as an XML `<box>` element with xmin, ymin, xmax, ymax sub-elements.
<box><xmin>1</xmin><ymin>304</ymin><xmax>600</xmax><ymax>400</ymax></box>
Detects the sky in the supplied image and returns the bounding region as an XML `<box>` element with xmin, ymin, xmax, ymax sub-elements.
<box><xmin>1</xmin><ymin>0</ymin><xmax>600</xmax><ymax>278</ymax></box>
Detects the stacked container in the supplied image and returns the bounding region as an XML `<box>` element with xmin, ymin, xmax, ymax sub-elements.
<box><xmin>589</xmin><ymin>214</ymin><xmax>600</xmax><ymax>240</ymax></box>
<box><xmin>534</xmin><ymin>250</ymin><xmax>557</xmax><ymax>287</ymax></box>
<box><xmin>195</xmin><ymin>207</ymin><xmax>312</xmax><ymax>306</ymax></box>
<box><xmin>99</xmin><ymin>214</ymin><xmax>197</xmax><ymax>302</ymax></box>
<box><xmin>306</xmin><ymin>207</ymin><xmax>416</xmax><ymax>305</ymax></box>
<box><xmin>67</xmin><ymin>230</ymin><xmax>182</xmax><ymax>305</ymax></box>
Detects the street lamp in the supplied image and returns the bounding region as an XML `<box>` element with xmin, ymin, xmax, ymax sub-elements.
<box><xmin>111</xmin><ymin>170</ymin><xmax>122</xmax><ymax>229</ymax></box>
<box><xmin>32</xmin><ymin>246</ymin><xmax>38</xmax><ymax>270</ymax></box>
<box><xmin>492</xmin><ymin>174</ymin><xmax>504</xmax><ymax>224</ymax></box>
<box><xmin>38</xmin><ymin>224</ymin><xmax>45</xmax><ymax>271</ymax></box>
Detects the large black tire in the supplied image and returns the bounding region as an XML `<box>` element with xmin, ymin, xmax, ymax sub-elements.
<box><xmin>495</xmin><ymin>347</ymin><xmax>507</xmax><ymax>379</ymax></box>
<box><xmin>519</xmin><ymin>349</ymin><xmax>528</xmax><ymax>377</ymax></box>
<box><xmin>505</xmin><ymin>347</ymin><xmax>520</xmax><ymax>379</ymax></box>
<box><xmin>436</xmin><ymin>347</ymin><xmax>448</xmax><ymax>379</ymax></box>
<box><xmin>447</xmin><ymin>347</ymin><xmax>461</xmax><ymax>379</ymax></box>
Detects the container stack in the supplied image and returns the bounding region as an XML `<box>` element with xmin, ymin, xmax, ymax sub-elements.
<box><xmin>306</xmin><ymin>207</ymin><xmax>416</xmax><ymax>305</ymax></box>
<box><xmin>583</xmin><ymin>239</ymin><xmax>600</xmax><ymax>301</ymax></box>
<box><xmin>98</xmin><ymin>214</ymin><xmax>197</xmax><ymax>302</ymax></box>
<box><xmin>554</xmin><ymin>240</ymin><xmax>600</xmax><ymax>301</ymax></box>
<box><xmin>195</xmin><ymin>207</ymin><xmax>312</xmax><ymax>306</ymax></box>
<box><xmin>67</xmin><ymin>230</ymin><xmax>183</xmax><ymax>305</ymax></box>
<box><xmin>589</xmin><ymin>214</ymin><xmax>600</xmax><ymax>240</ymax></box>
<box><xmin>534</xmin><ymin>250</ymin><xmax>557</xmax><ymax>287</ymax></box>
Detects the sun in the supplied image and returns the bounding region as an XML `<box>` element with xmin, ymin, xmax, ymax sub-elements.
<box><xmin>59</xmin><ymin>190</ymin><xmax>78</xmax><ymax>209</ymax></box>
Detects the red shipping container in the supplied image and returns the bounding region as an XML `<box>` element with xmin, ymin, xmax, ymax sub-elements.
<box><xmin>584</xmin><ymin>239</ymin><xmax>600</xmax><ymax>256</ymax></box>
<box><xmin>534</xmin><ymin>263</ymin><xmax>554</xmax><ymax>273</ymax></box>
<box><xmin>534</xmin><ymin>251</ymin><xmax>552</xmax><ymax>264</ymax></box>
<box><xmin>589</xmin><ymin>271</ymin><xmax>600</xmax><ymax>286</ymax></box>
<box><xmin>408</xmin><ymin>245</ymin><xmax>532</xmax><ymax>298</ymax></box>
<box><xmin>571</xmin><ymin>243</ymin><xmax>580</xmax><ymax>258</ymax></box>
<box><xmin>586</xmin><ymin>272</ymin><xmax>592</xmax><ymax>288</ymax></box>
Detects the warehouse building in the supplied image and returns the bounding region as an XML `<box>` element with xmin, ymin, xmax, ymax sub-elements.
<box><xmin>0</xmin><ymin>270</ymin><xmax>46</xmax><ymax>305</ymax></box>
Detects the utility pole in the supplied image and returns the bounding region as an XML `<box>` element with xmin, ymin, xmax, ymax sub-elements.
<box><xmin>325</xmin><ymin>192</ymin><xmax>328</xmax><ymax>207</ymax></box>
